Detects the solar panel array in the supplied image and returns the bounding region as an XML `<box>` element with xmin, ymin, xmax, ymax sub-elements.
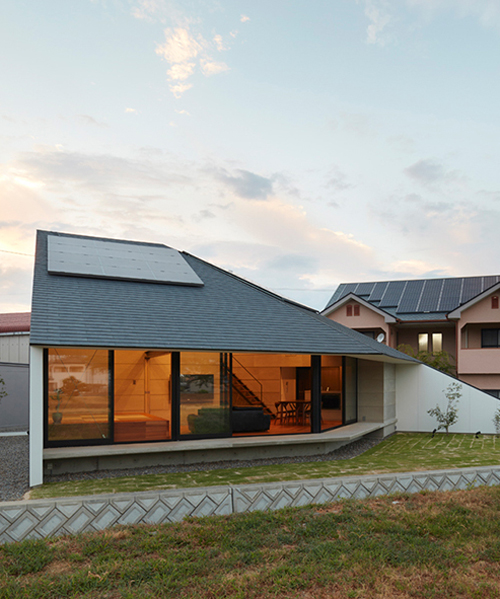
<box><xmin>328</xmin><ymin>275</ymin><xmax>500</xmax><ymax>314</ymax></box>
<box><xmin>47</xmin><ymin>235</ymin><xmax>204</xmax><ymax>287</ymax></box>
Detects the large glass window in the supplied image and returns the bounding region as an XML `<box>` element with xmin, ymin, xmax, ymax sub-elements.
<box><xmin>320</xmin><ymin>356</ymin><xmax>343</xmax><ymax>431</ymax></box>
<box><xmin>47</xmin><ymin>348</ymin><xmax>111</xmax><ymax>443</ymax></box>
<box><xmin>232</xmin><ymin>354</ymin><xmax>312</xmax><ymax>436</ymax></box>
<box><xmin>180</xmin><ymin>352</ymin><xmax>230</xmax><ymax>437</ymax></box>
<box><xmin>114</xmin><ymin>350</ymin><xmax>171</xmax><ymax>443</ymax></box>
<box><xmin>320</xmin><ymin>356</ymin><xmax>357</xmax><ymax>430</ymax></box>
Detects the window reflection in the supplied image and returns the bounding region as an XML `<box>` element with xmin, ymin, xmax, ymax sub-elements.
<box><xmin>47</xmin><ymin>348</ymin><xmax>111</xmax><ymax>442</ymax></box>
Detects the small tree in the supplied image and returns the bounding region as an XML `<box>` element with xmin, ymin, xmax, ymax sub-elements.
<box><xmin>0</xmin><ymin>376</ymin><xmax>7</xmax><ymax>404</ymax></box>
<box><xmin>428</xmin><ymin>382</ymin><xmax>461</xmax><ymax>433</ymax></box>
<box><xmin>493</xmin><ymin>408</ymin><xmax>500</xmax><ymax>437</ymax></box>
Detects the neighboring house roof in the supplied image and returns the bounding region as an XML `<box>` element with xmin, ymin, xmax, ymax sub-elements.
<box><xmin>322</xmin><ymin>292</ymin><xmax>397</xmax><ymax>323</ymax></box>
<box><xmin>324</xmin><ymin>276</ymin><xmax>500</xmax><ymax>320</ymax></box>
<box><xmin>0</xmin><ymin>312</ymin><xmax>31</xmax><ymax>334</ymax></box>
<box><xmin>447</xmin><ymin>281</ymin><xmax>500</xmax><ymax>319</ymax></box>
<box><xmin>30</xmin><ymin>230</ymin><xmax>415</xmax><ymax>362</ymax></box>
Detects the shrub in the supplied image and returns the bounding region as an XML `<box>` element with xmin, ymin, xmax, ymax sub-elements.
<box><xmin>397</xmin><ymin>344</ymin><xmax>455</xmax><ymax>376</ymax></box>
<box><xmin>427</xmin><ymin>382</ymin><xmax>461</xmax><ymax>433</ymax></box>
<box><xmin>493</xmin><ymin>408</ymin><xmax>500</xmax><ymax>437</ymax></box>
<box><xmin>0</xmin><ymin>376</ymin><xmax>7</xmax><ymax>404</ymax></box>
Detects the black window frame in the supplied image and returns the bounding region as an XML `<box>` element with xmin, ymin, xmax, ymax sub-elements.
<box><xmin>481</xmin><ymin>328</ymin><xmax>500</xmax><ymax>348</ymax></box>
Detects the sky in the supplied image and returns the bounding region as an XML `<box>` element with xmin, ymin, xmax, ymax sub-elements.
<box><xmin>1</xmin><ymin>0</ymin><xmax>500</xmax><ymax>313</ymax></box>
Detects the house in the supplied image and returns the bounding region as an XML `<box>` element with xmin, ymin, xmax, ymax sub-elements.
<box><xmin>0</xmin><ymin>312</ymin><xmax>30</xmax><ymax>364</ymax></box>
<box><xmin>321</xmin><ymin>276</ymin><xmax>500</xmax><ymax>396</ymax></box>
<box><xmin>29</xmin><ymin>231</ymin><xmax>500</xmax><ymax>487</ymax></box>
<box><xmin>0</xmin><ymin>312</ymin><xmax>30</xmax><ymax>431</ymax></box>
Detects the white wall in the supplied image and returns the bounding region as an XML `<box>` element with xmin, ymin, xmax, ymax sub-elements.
<box><xmin>29</xmin><ymin>346</ymin><xmax>44</xmax><ymax>487</ymax></box>
<box><xmin>396</xmin><ymin>363</ymin><xmax>500</xmax><ymax>434</ymax></box>
<box><xmin>0</xmin><ymin>333</ymin><xmax>30</xmax><ymax>364</ymax></box>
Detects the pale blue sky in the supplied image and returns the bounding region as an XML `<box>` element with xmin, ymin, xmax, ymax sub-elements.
<box><xmin>2</xmin><ymin>0</ymin><xmax>500</xmax><ymax>312</ymax></box>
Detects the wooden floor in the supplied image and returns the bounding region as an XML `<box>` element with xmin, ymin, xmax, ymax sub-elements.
<box><xmin>233</xmin><ymin>420</ymin><xmax>342</xmax><ymax>437</ymax></box>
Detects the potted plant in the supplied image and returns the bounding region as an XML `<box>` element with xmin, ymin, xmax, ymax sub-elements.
<box><xmin>50</xmin><ymin>388</ymin><xmax>63</xmax><ymax>424</ymax></box>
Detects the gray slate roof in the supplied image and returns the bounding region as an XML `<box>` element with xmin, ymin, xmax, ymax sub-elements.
<box><xmin>325</xmin><ymin>276</ymin><xmax>500</xmax><ymax>319</ymax></box>
<box><xmin>30</xmin><ymin>231</ymin><xmax>414</xmax><ymax>361</ymax></box>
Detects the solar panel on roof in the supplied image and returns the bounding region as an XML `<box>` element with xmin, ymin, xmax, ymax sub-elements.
<box><xmin>47</xmin><ymin>235</ymin><xmax>204</xmax><ymax>287</ymax></box>
<box><xmin>369</xmin><ymin>281</ymin><xmax>388</xmax><ymax>302</ymax></box>
<box><xmin>461</xmin><ymin>277</ymin><xmax>482</xmax><ymax>304</ymax></box>
<box><xmin>438</xmin><ymin>278</ymin><xmax>462</xmax><ymax>311</ymax></box>
<box><xmin>417</xmin><ymin>279</ymin><xmax>443</xmax><ymax>312</ymax></box>
<box><xmin>338</xmin><ymin>283</ymin><xmax>358</xmax><ymax>300</ymax></box>
<box><xmin>397</xmin><ymin>280</ymin><xmax>424</xmax><ymax>313</ymax></box>
<box><xmin>379</xmin><ymin>281</ymin><xmax>406</xmax><ymax>307</ymax></box>
<box><xmin>354</xmin><ymin>282</ymin><xmax>375</xmax><ymax>297</ymax></box>
<box><xmin>483</xmin><ymin>276</ymin><xmax>499</xmax><ymax>291</ymax></box>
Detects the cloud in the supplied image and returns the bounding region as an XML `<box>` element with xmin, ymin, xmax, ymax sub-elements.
<box><xmin>215</xmin><ymin>169</ymin><xmax>275</xmax><ymax>200</ymax></box>
<box><xmin>388</xmin><ymin>259</ymin><xmax>449</xmax><ymax>278</ymax></box>
<box><xmin>125</xmin><ymin>108</ymin><xmax>139</xmax><ymax>114</ymax></box>
<box><xmin>407</xmin><ymin>0</ymin><xmax>500</xmax><ymax>29</ymax></box>
<box><xmin>169</xmin><ymin>82</ymin><xmax>192</xmax><ymax>98</ymax></box>
<box><xmin>11</xmin><ymin>147</ymin><xmax>192</xmax><ymax>193</ymax></box>
<box><xmin>213</xmin><ymin>34</ymin><xmax>227</xmax><ymax>51</ymax></box>
<box><xmin>358</xmin><ymin>0</ymin><xmax>392</xmax><ymax>45</ymax></box>
<box><xmin>155</xmin><ymin>26</ymin><xmax>230</xmax><ymax>96</ymax></box>
<box><xmin>77</xmin><ymin>114</ymin><xmax>108</xmax><ymax>127</ymax></box>
<box><xmin>240</xmin><ymin>15</ymin><xmax>250</xmax><ymax>23</ymax></box>
<box><xmin>167</xmin><ymin>61</ymin><xmax>196</xmax><ymax>81</ymax></box>
<box><xmin>192</xmin><ymin>209</ymin><xmax>216</xmax><ymax>222</ymax></box>
<box><xmin>193</xmin><ymin>198</ymin><xmax>377</xmax><ymax>308</ymax></box>
<box><xmin>324</xmin><ymin>166</ymin><xmax>354</xmax><ymax>191</ymax></box>
<box><xmin>156</xmin><ymin>27</ymin><xmax>202</xmax><ymax>64</ymax></box>
<box><xmin>404</xmin><ymin>159</ymin><xmax>445</xmax><ymax>184</ymax></box>
<box><xmin>358</xmin><ymin>0</ymin><xmax>500</xmax><ymax>46</ymax></box>
<box><xmin>200</xmin><ymin>58</ymin><xmax>229</xmax><ymax>76</ymax></box>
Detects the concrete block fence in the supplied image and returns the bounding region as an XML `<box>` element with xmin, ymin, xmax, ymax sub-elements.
<box><xmin>2</xmin><ymin>465</ymin><xmax>500</xmax><ymax>544</ymax></box>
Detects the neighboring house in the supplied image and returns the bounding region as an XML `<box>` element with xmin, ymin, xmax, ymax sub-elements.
<box><xmin>29</xmin><ymin>231</ymin><xmax>500</xmax><ymax>487</ymax></box>
<box><xmin>322</xmin><ymin>276</ymin><xmax>500</xmax><ymax>396</ymax></box>
<box><xmin>0</xmin><ymin>312</ymin><xmax>30</xmax><ymax>364</ymax></box>
<box><xmin>0</xmin><ymin>312</ymin><xmax>30</xmax><ymax>431</ymax></box>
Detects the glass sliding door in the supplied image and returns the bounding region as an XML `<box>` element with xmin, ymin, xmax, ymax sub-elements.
<box><xmin>46</xmin><ymin>348</ymin><xmax>112</xmax><ymax>444</ymax></box>
<box><xmin>320</xmin><ymin>356</ymin><xmax>343</xmax><ymax>431</ymax></box>
<box><xmin>232</xmin><ymin>353</ymin><xmax>311</xmax><ymax>436</ymax></box>
<box><xmin>114</xmin><ymin>350</ymin><xmax>171</xmax><ymax>443</ymax></box>
<box><xmin>179</xmin><ymin>352</ymin><xmax>230</xmax><ymax>437</ymax></box>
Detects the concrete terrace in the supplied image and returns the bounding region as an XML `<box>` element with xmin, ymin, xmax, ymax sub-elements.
<box><xmin>43</xmin><ymin>421</ymin><xmax>391</xmax><ymax>476</ymax></box>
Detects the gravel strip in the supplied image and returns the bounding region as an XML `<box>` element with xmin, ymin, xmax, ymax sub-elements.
<box><xmin>0</xmin><ymin>435</ymin><xmax>382</xmax><ymax>501</ymax></box>
<box><xmin>0</xmin><ymin>435</ymin><xmax>30</xmax><ymax>502</ymax></box>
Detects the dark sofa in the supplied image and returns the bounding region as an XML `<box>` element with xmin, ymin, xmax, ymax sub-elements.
<box><xmin>231</xmin><ymin>406</ymin><xmax>271</xmax><ymax>433</ymax></box>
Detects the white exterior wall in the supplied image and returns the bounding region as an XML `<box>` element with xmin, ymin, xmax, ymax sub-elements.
<box><xmin>396</xmin><ymin>363</ymin><xmax>500</xmax><ymax>434</ymax></box>
<box><xmin>29</xmin><ymin>346</ymin><xmax>44</xmax><ymax>487</ymax></box>
<box><xmin>0</xmin><ymin>333</ymin><xmax>30</xmax><ymax>364</ymax></box>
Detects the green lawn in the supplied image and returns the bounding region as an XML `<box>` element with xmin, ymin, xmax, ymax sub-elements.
<box><xmin>31</xmin><ymin>433</ymin><xmax>500</xmax><ymax>499</ymax></box>
<box><xmin>3</xmin><ymin>485</ymin><xmax>500</xmax><ymax>598</ymax></box>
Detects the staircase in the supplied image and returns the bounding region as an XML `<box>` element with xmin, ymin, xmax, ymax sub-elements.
<box><xmin>232</xmin><ymin>373</ymin><xmax>275</xmax><ymax>418</ymax></box>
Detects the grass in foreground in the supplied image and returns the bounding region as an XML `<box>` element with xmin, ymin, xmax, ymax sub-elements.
<box><xmin>31</xmin><ymin>433</ymin><xmax>500</xmax><ymax>499</ymax></box>
<box><xmin>3</xmin><ymin>486</ymin><xmax>500</xmax><ymax>598</ymax></box>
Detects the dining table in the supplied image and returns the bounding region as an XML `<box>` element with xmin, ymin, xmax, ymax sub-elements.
<box><xmin>275</xmin><ymin>399</ymin><xmax>311</xmax><ymax>425</ymax></box>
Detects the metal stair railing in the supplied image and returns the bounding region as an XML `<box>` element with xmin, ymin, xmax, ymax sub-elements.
<box><xmin>232</xmin><ymin>357</ymin><xmax>274</xmax><ymax>417</ymax></box>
